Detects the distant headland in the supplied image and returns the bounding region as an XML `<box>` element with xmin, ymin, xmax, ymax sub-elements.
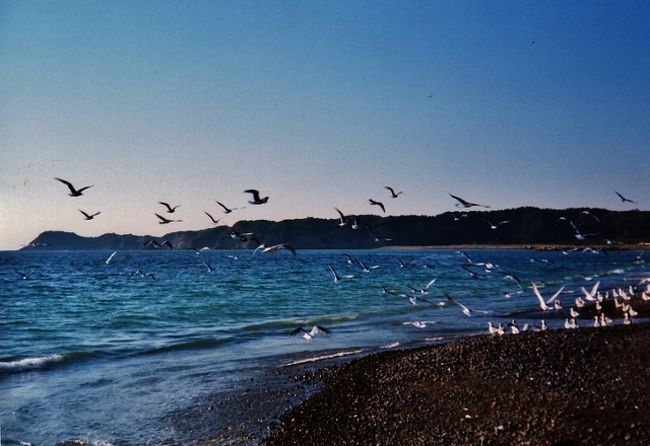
<box><xmin>20</xmin><ymin>207</ymin><xmax>650</xmax><ymax>251</ymax></box>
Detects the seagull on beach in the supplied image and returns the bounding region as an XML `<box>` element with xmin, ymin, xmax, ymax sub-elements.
<box><xmin>55</xmin><ymin>177</ymin><xmax>93</xmax><ymax>197</ymax></box>
<box><xmin>158</xmin><ymin>201</ymin><xmax>180</xmax><ymax>213</ymax></box>
<box><xmin>155</xmin><ymin>213</ymin><xmax>182</xmax><ymax>224</ymax></box>
<box><xmin>385</xmin><ymin>186</ymin><xmax>403</xmax><ymax>198</ymax></box>
<box><xmin>368</xmin><ymin>199</ymin><xmax>386</xmax><ymax>213</ymax></box>
<box><xmin>579</xmin><ymin>281</ymin><xmax>600</xmax><ymax>301</ymax></box>
<box><xmin>290</xmin><ymin>325</ymin><xmax>330</xmax><ymax>341</ymax></box>
<box><xmin>615</xmin><ymin>190</ymin><xmax>637</xmax><ymax>204</ymax></box>
<box><xmin>244</xmin><ymin>189</ymin><xmax>269</xmax><ymax>205</ymax></box>
<box><xmin>449</xmin><ymin>193</ymin><xmax>490</xmax><ymax>209</ymax></box>
<box><xmin>487</xmin><ymin>322</ymin><xmax>505</xmax><ymax>336</ymax></box>
<box><xmin>531</xmin><ymin>282</ymin><xmax>565</xmax><ymax>311</ymax></box>
<box><xmin>79</xmin><ymin>209</ymin><xmax>101</xmax><ymax>220</ymax></box>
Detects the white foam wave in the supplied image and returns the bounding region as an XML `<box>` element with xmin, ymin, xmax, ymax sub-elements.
<box><xmin>381</xmin><ymin>342</ymin><xmax>400</xmax><ymax>349</ymax></box>
<box><xmin>279</xmin><ymin>349</ymin><xmax>363</xmax><ymax>367</ymax></box>
<box><xmin>0</xmin><ymin>354</ymin><xmax>64</xmax><ymax>371</ymax></box>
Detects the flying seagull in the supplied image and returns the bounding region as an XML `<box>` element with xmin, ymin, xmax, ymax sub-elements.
<box><xmin>501</xmin><ymin>271</ymin><xmax>524</xmax><ymax>290</ymax></box>
<box><xmin>155</xmin><ymin>213</ymin><xmax>182</xmax><ymax>224</ymax></box>
<box><xmin>105</xmin><ymin>251</ymin><xmax>117</xmax><ymax>265</ymax></box>
<box><xmin>244</xmin><ymin>189</ymin><xmax>269</xmax><ymax>205</ymax></box>
<box><xmin>449</xmin><ymin>193</ymin><xmax>490</xmax><ymax>209</ymax></box>
<box><xmin>215</xmin><ymin>200</ymin><xmax>238</xmax><ymax>214</ymax></box>
<box><xmin>79</xmin><ymin>209</ymin><xmax>101</xmax><ymax>220</ymax></box>
<box><xmin>615</xmin><ymin>191</ymin><xmax>637</xmax><ymax>204</ymax></box>
<box><xmin>55</xmin><ymin>177</ymin><xmax>93</xmax><ymax>197</ymax></box>
<box><xmin>158</xmin><ymin>201</ymin><xmax>180</xmax><ymax>213</ymax></box>
<box><xmin>356</xmin><ymin>258</ymin><xmax>379</xmax><ymax>273</ymax></box>
<box><xmin>531</xmin><ymin>282</ymin><xmax>565</xmax><ymax>311</ymax></box>
<box><xmin>334</xmin><ymin>208</ymin><xmax>349</xmax><ymax>227</ymax></box>
<box><xmin>580</xmin><ymin>210</ymin><xmax>600</xmax><ymax>223</ymax></box>
<box><xmin>18</xmin><ymin>268</ymin><xmax>36</xmax><ymax>280</ymax></box>
<box><xmin>260</xmin><ymin>243</ymin><xmax>297</xmax><ymax>255</ymax></box>
<box><xmin>385</xmin><ymin>186</ymin><xmax>403</xmax><ymax>198</ymax></box>
<box><xmin>204</xmin><ymin>211</ymin><xmax>222</xmax><ymax>226</ymax></box>
<box><xmin>290</xmin><ymin>325</ymin><xmax>330</xmax><ymax>341</ymax></box>
<box><xmin>446</xmin><ymin>295</ymin><xmax>489</xmax><ymax>317</ymax></box>
<box><xmin>368</xmin><ymin>199</ymin><xmax>386</xmax><ymax>213</ymax></box>
<box><xmin>327</xmin><ymin>264</ymin><xmax>354</xmax><ymax>283</ymax></box>
<box><xmin>482</xmin><ymin>219</ymin><xmax>510</xmax><ymax>230</ymax></box>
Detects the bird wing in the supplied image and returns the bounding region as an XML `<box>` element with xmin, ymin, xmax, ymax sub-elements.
<box><xmin>590</xmin><ymin>281</ymin><xmax>600</xmax><ymax>298</ymax></box>
<box><xmin>546</xmin><ymin>285</ymin><xmax>565</xmax><ymax>304</ymax></box>
<box><xmin>79</xmin><ymin>209</ymin><xmax>90</xmax><ymax>218</ymax></box>
<box><xmin>449</xmin><ymin>193</ymin><xmax>470</xmax><ymax>206</ymax></box>
<box><xmin>159</xmin><ymin>201</ymin><xmax>172</xmax><ymax>212</ymax></box>
<box><xmin>335</xmin><ymin>207</ymin><xmax>345</xmax><ymax>219</ymax></box>
<box><xmin>216</xmin><ymin>201</ymin><xmax>232</xmax><ymax>212</ymax></box>
<box><xmin>155</xmin><ymin>213</ymin><xmax>169</xmax><ymax>222</ymax></box>
<box><xmin>378</xmin><ymin>201</ymin><xmax>385</xmax><ymax>212</ymax></box>
<box><xmin>459</xmin><ymin>250</ymin><xmax>473</xmax><ymax>263</ymax></box>
<box><xmin>281</xmin><ymin>244</ymin><xmax>297</xmax><ymax>255</ymax></box>
<box><xmin>76</xmin><ymin>185</ymin><xmax>93</xmax><ymax>193</ymax></box>
<box><xmin>531</xmin><ymin>282</ymin><xmax>549</xmax><ymax>310</ymax></box>
<box><xmin>289</xmin><ymin>327</ymin><xmax>305</xmax><ymax>336</ymax></box>
<box><xmin>244</xmin><ymin>189</ymin><xmax>261</xmax><ymax>201</ymax></box>
<box><xmin>204</xmin><ymin>211</ymin><xmax>220</xmax><ymax>224</ymax></box>
<box><xmin>425</xmin><ymin>278</ymin><xmax>437</xmax><ymax>289</ymax></box>
<box><xmin>55</xmin><ymin>177</ymin><xmax>78</xmax><ymax>194</ymax></box>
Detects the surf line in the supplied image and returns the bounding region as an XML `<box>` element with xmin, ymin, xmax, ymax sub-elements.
<box><xmin>279</xmin><ymin>349</ymin><xmax>364</xmax><ymax>368</ymax></box>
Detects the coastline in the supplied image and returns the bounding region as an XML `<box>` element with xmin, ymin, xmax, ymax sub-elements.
<box><xmin>263</xmin><ymin>324</ymin><xmax>650</xmax><ymax>445</ymax></box>
<box><xmin>379</xmin><ymin>243</ymin><xmax>650</xmax><ymax>251</ymax></box>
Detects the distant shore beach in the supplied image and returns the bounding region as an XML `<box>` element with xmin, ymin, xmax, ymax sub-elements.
<box><xmin>264</xmin><ymin>324</ymin><xmax>650</xmax><ymax>445</ymax></box>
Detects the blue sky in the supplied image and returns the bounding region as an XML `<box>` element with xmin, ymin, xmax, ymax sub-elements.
<box><xmin>1</xmin><ymin>1</ymin><xmax>649</xmax><ymax>249</ymax></box>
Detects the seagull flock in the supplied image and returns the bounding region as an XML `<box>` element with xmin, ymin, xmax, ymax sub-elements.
<box><xmin>45</xmin><ymin>177</ymin><xmax>646</xmax><ymax>341</ymax></box>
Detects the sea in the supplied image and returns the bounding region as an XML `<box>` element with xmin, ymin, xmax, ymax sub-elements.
<box><xmin>1</xmin><ymin>248</ymin><xmax>647</xmax><ymax>445</ymax></box>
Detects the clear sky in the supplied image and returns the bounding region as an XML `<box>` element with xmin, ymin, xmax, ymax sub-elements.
<box><xmin>1</xmin><ymin>0</ymin><xmax>649</xmax><ymax>250</ymax></box>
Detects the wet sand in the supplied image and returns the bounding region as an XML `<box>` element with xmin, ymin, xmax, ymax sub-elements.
<box><xmin>263</xmin><ymin>324</ymin><xmax>650</xmax><ymax>445</ymax></box>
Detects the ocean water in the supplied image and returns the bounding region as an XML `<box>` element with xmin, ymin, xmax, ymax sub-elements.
<box><xmin>1</xmin><ymin>248</ymin><xmax>647</xmax><ymax>445</ymax></box>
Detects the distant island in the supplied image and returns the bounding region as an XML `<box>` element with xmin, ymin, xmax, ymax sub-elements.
<box><xmin>20</xmin><ymin>207</ymin><xmax>650</xmax><ymax>251</ymax></box>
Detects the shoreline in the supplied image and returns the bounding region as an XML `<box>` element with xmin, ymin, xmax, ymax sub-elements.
<box><xmin>379</xmin><ymin>243</ymin><xmax>650</xmax><ymax>251</ymax></box>
<box><xmin>262</xmin><ymin>323</ymin><xmax>650</xmax><ymax>445</ymax></box>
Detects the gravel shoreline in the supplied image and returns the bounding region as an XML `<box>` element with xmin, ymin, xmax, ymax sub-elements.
<box><xmin>263</xmin><ymin>324</ymin><xmax>650</xmax><ymax>445</ymax></box>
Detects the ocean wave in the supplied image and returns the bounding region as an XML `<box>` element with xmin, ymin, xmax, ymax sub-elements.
<box><xmin>279</xmin><ymin>349</ymin><xmax>363</xmax><ymax>367</ymax></box>
<box><xmin>239</xmin><ymin>313</ymin><xmax>361</xmax><ymax>332</ymax></box>
<box><xmin>138</xmin><ymin>337</ymin><xmax>230</xmax><ymax>355</ymax></box>
<box><xmin>0</xmin><ymin>354</ymin><xmax>64</xmax><ymax>371</ymax></box>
